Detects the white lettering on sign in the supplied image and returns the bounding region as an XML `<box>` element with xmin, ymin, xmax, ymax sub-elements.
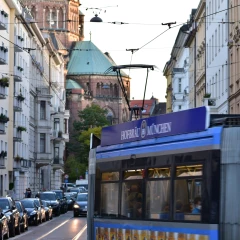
<box><xmin>120</xmin><ymin>122</ymin><xmax>172</xmax><ymax>140</ymax></box>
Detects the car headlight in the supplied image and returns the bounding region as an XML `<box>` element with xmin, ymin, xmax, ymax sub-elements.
<box><xmin>73</xmin><ymin>204</ymin><xmax>79</xmax><ymax>209</ymax></box>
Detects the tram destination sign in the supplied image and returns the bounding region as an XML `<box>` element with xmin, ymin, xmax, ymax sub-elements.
<box><xmin>101</xmin><ymin>106</ymin><xmax>210</xmax><ymax>147</ymax></box>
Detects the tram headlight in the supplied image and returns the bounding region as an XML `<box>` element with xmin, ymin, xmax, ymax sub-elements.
<box><xmin>73</xmin><ymin>204</ymin><xmax>79</xmax><ymax>209</ymax></box>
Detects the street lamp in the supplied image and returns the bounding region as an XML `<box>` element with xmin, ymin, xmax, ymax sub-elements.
<box><xmin>90</xmin><ymin>14</ymin><xmax>102</xmax><ymax>22</ymax></box>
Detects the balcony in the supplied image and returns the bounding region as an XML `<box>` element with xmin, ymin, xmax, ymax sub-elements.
<box><xmin>203</xmin><ymin>97</ymin><xmax>218</xmax><ymax>113</ymax></box>
<box><xmin>14</xmin><ymin>35</ymin><xmax>23</xmax><ymax>52</ymax></box>
<box><xmin>0</xmin><ymin>122</ymin><xmax>6</xmax><ymax>134</ymax></box>
<box><xmin>5</xmin><ymin>0</ymin><xmax>22</xmax><ymax>16</ymax></box>
<box><xmin>62</xmin><ymin>132</ymin><xmax>69</xmax><ymax>142</ymax></box>
<box><xmin>0</xmin><ymin>10</ymin><xmax>8</xmax><ymax>30</ymax></box>
<box><xmin>51</xmin><ymin>130</ymin><xmax>64</xmax><ymax>141</ymax></box>
<box><xmin>36</xmin><ymin>152</ymin><xmax>52</xmax><ymax>167</ymax></box>
<box><xmin>0</xmin><ymin>86</ymin><xmax>7</xmax><ymax>99</ymax></box>
<box><xmin>0</xmin><ymin>46</ymin><xmax>8</xmax><ymax>65</ymax></box>
<box><xmin>13</xmin><ymin>158</ymin><xmax>29</xmax><ymax>172</ymax></box>
<box><xmin>13</xmin><ymin>98</ymin><xmax>23</xmax><ymax>112</ymax></box>
<box><xmin>14</xmin><ymin>66</ymin><xmax>23</xmax><ymax>82</ymax></box>
<box><xmin>52</xmin><ymin>157</ymin><xmax>64</xmax><ymax>170</ymax></box>
<box><xmin>0</xmin><ymin>154</ymin><xmax>6</xmax><ymax>169</ymax></box>
<box><xmin>13</xmin><ymin>127</ymin><xmax>22</xmax><ymax>141</ymax></box>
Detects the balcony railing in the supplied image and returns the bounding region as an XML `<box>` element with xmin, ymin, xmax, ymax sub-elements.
<box><xmin>13</xmin><ymin>98</ymin><xmax>23</xmax><ymax>112</ymax></box>
<box><xmin>14</xmin><ymin>65</ymin><xmax>23</xmax><ymax>82</ymax></box>
<box><xmin>14</xmin><ymin>35</ymin><xmax>23</xmax><ymax>52</ymax></box>
<box><xmin>0</xmin><ymin>46</ymin><xmax>8</xmax><ymax>65</ymax></box>
<box><xmin>0</xmin><ymin>156</ymin><xmax>5</xmax><ymax>168</ymax></box>
<box><xmin>53</xmin><ymin>157</ymin><xmax>63</xmax><ymax>165</ymax></box>
<box><xmin>0</xmin><ymin>10</ymin><xmax>8</xmax><ymax>30</ymax></box>
<box><xmin>0</xmin><ymin>122</ymin><xmax>6</xmax><ymax>134</ymax></box>
<box><xmin>0</xmin><ymin>86</ymin><xmax>7</xmax><ymax>99</ymax></box>
<box><xmin>13</xmin><ymin>127</ymin><xmax>22</xmax><ymax>141</ymax></box>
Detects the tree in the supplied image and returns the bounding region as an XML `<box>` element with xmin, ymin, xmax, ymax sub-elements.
<box><xmin>64</xmin><ymin>155</ymin><xmax>86</xmax><ymax>182</ymax></box>
<box><xmin>73</xmin><ymin>103</ymin><xmax>109</xmax><ymax>132</ymax></box>
<box><xmin>78</xmin><ymin>127</ymin><xmax>102</xmax><ymax>165</ymax></box>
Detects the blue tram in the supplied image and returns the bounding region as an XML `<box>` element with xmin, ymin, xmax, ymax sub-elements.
<box><xmin>87</xmin><ymin>107</ymin><xmax>240</xmax><ymax>240</ymax></box>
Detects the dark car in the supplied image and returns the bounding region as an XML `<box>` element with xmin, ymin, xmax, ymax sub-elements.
<box><xmin>15</xmin><ymin>201</ymin><xmax>28</xmax><ymax>232</ymax></box>
<box><xmin>73</xmin><ymin>193</ymin><xmax>88</xmax><ymax>217</ymax></box>
<box><xmin>33</xmin><ymin>198</ymin><xmax>46</xmax><ymax>223</ymax></box>
<box><xmin>51</xmin><ymin>190</ymin><xmax>68</xmax><ymax>214</ymax></box>
<box><xmin>41</xmin><ymin>200</ymin><xmax>53</xmax><ymax>221</ymax></box>
<box><xmin>0</xmin><ymin>208</ymin><xmax>9</xmax><ymax>239</ymax></box>
<box><xmin>64</xmin><ymin>193</ymin><xmax>75</xmax><ymax>210</ymax></box>
<box><xmin>0</xmin><ymin>197</ymin><xmax>20</xmax><ymax>237</ymax></box>
<box><xmin>20</xmin><ymin>198</ymin><xmax>41</xmax><ymax>226</ymax></box>
<box><xmin>39</xmin><ymin>192</ymin><xmax>60</xmax><ymax>216</ymax></box>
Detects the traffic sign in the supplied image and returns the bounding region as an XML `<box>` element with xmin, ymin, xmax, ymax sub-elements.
<box><xmin>64</xmin><ymin>174</ymin><xmax>69</xmax><ymax>179</ymax></box>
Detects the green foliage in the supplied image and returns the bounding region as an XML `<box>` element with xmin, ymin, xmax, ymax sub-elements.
<box><xmin>64</xmin><ymin>155</ymin><xmax>86</xmax><ymax>182</ymax></box>
<box><xmin>78</xmin><ymin>127</ymin><xmax>102</xmax><ymax>164</ymax></box>
<box><xmin>73</xmin><ymin>103</ymin><xmax>109</xmax><ymax>132</ymax></box>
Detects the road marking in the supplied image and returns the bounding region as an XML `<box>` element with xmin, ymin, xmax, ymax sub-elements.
<box><xmin>72</xmin><ymin>224</ymin><xmax>87</xmax><ymax>240</ymax></box>
<box><xmin>36</xmin><ymin>219</ymin><xmax>71</xmax><ymax>240</ymax></box>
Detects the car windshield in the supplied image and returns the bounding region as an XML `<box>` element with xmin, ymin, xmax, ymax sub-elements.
<box><xmin>70</xmin><ymin>189</ymin><xmax>79</xmax><ymax>193</ymax></box>
<box><xmin>34</xmin><ymin>200</ymin><xmax>40</xmax><ymax>207</ymax></box>
<box><xmin>77</xmin><ymin>194</ymin><xmax>88</xmax><ymax>201</ymax></box>
<box><xmin>0</xmin><ymin>199</ymin><xmax>10</xmax><ymax>210</ymax></box>
<box><xmin>41</xmin><ymin>201</ymin><xmax>48</xmax><ymax>207</ymax></box>
<box><xmin>54</xmin><ymin>191</ymin><xmax>63</xmax><ymax>199</ymax></box>
<box><xmin>40</xmin><ymin>193</ymin><xmax>56</xmax><ymax>201</ymax></box>
<box><xmin>21</xmin><ymin>200</ymin><xmax>35</xmax><ymax>208</ymax></box>
<box><xmin>15</xmin><ymin>202</ymin><xmax>22</xmax><ymax>212</ymax></box>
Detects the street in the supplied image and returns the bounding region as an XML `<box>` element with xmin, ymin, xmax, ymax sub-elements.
<box><xmin>11</xmin><ymin>212</ymin><xmax>87</xmax><ymax>240</ymax></box>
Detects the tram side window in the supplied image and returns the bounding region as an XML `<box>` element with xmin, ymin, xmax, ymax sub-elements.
<box><xmin>100</xmin><ymin>172</ymin><xmax>119</xmax><ymax>217</ymax></box>
<box><xmin>146</xmin><ymin>167</ymin><xmax>171</xmax><ymax>220</ymax></box>
<box><xmin>174</xmin><ymin>164</ymin><xmax>202</xmax><ymax>221</ymax></box>
<box><xmin>121</xmin><ymin>169</ymin><xmax>143</xmax><ymax>219</ymax></box>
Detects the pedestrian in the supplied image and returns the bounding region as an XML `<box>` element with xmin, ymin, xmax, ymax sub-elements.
<box><xmin>27</xmin><ymin>188</ymin><xmax>32</xmax><ymax>198</ymax></box>
<box><xmin>24</xmin><ymin>188</ymin><xmax>28</xmax><ymax>198</ymax></box>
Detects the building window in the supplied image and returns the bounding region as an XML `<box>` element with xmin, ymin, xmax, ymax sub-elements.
<box><xmin>178</xmin><ymin>79</ymin><xmax>182</xmax><ymax>93</ymax></box>
<box><xmin>54</xmin><ymin>118</ymin><xmax>60</xmax><ymax>131</ymax></box>
<box><xmin>40</xmin><ymin>133</ymin><xmax>46</xmax><ymax>153</ymax></box>
<box><xmin>178</xmin><ymin>105</ymin><xmax>182</xmax><ymax>110</ymax></box>
<box><xmin>40</xmin><ymin>101</ymin><xmax>46</xmax><ymax>119</ymax></box>
<box><xmin>54</xmin><ymin>147</ymin><xmax>59</xmax><ymax>159</ymax></box>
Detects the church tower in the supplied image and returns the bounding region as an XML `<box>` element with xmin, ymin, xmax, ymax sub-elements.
<box><xmin>22</xmin><ymin>0</ymin><xmax>84</xmax><ymax>49</ymax></box>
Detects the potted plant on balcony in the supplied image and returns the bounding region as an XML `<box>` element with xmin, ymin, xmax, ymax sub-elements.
<box><xmin>17</xmin><ymin>66</ymin><xmax>23</xmax><ymax>72</ymax></box>
<box><xmin>0</xmin><ymin>77</ymin><xmax>9</xmax><ymax>87</ymax></box>
<box><xmin>203</xmin><ymin>93</ymin><xmax>211</xmax><ymax>98</ymax></box>
<box><xmin>14</xmin><ymin>155</ymin><xmax>21</xmax><ymax>161</ymax></box>
<box><xmin>58</xmin><ymin>130</ymin><xmax>63</xmax><ymax>138</ymax></box>
<box><xmin>16</xmin><ymin>93</ymin><xmax>25</xmax><ymax>102</ymax></box>
<box><xmin>17</xmin><ymin>126</ymin><xmax>27</xmax><ymax>132</ymax></box>
<box><xmin>0</xmin><ymin>113</ymin><xmax>9</xmax><ymax>123</ymax></box>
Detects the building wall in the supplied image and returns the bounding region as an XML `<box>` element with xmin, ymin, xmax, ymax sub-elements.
<box><xmin>206</xmin><ymin>0</ymin><xmax>229</xmax><ymax>114</ymax></box>
<box><xmin>229</xmin><ymin>2</ymin><xmax>240</xmax><ymax>114</ymax></box>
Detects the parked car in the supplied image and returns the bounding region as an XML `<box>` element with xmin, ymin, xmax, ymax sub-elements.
<box><xmin>15</xmin><ymin>201</ymin><xmax>28</xmax><ymax>232</ymax></box>
<box><xmin>41</xmin><ymin>200</ymin><xmax>53</xmax><ymax>221</ymax></box>
<box><xmin>39</xmin><ymin>192</ymin><xmax>60</xmax><ymax>216</ymax></box>
<box><xmin>20</xmin><ymin>198</ymin><xmax>41</xmax><ymax>226</ymax></box>
<box><xmin>68</xmin><ymin>187</ymin><xmax>87</xmax><ymax>194</ymax></box>
<box><xmin>51</xmin><ymin>190</ymin><xmax>68</xmax><ymax>214</ymax></box>
<box><xmin>61</xmin><ymin>183</ymin><xmax>76</xmax><ymax>192</ymax></box>
<box><xmin>0</xmin><ymin>208</ymin><xmax>9</xmax><ymax>239</ymax></box>
<box><xmin>33</xmin><ymin>198</ymin><xmax>46</xmax><ymax>223</ymax></box>
<box><xmin>64</xmin><ymin>193</ymin><xmax>75</xmax><ymax>210</ymax></box>
<box><xmin>73</xmin><ymin>193</ymin><xmax>88</xmax><ymax>217</ymax></box>
<box><xmin>0</xmin><ymin>197</ymin><xmax>20</xmax><ymax>237</ymax></box>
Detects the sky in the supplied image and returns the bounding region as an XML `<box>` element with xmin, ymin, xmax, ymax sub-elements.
<box><xmin>80</xmin><ymin>0</ymin><xmax>201</xmax><ymax>102</ymax></box>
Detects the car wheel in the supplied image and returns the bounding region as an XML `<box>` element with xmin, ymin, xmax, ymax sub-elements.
<box><xmin>25</xmin><ymin>220</ymin><xmax>28</xmax><ymax>231</ymax></box>
<box><xmin>73</xmin><ymin>212</ymin><xmax>78</xmax><ymax>217</ymax></box>
<box><xmin>9</xmin><ymin>223</ymin><xmax>15</xmax><ymax>238</ymax></box>
<box><xmin>34</xmin><ymin>216</ymin><xmax>38</xmax><ymax>226</ymax></box>
<box><xmin>4</xmin><ymin>227</ymin><xmax>9</xmax><ymax>239</ymax></box>
<box><xmin>15</xmin><ymin>222</ymin><xmax>21</xmax><ymax>235</ymax></box>
<box><xmin>21</xmin><ymin>222</ymin><xmax>25</xmax><ymax>233</ymax></box>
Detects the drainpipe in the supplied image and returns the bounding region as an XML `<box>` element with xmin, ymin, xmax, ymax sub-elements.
<box><xmin>194</xmin><ymin>32</ymin><xmax>197</xmax><ymax>108</ymax></box>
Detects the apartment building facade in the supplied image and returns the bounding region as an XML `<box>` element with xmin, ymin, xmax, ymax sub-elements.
<box><xmin>0</xmin><ymin>0</ymin><xmax>69</xmax><ymax>198</ymax></box>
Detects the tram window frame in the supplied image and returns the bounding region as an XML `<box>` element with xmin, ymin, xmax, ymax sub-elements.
<box><xmin>174</xmin><ymin>163</ymin><xmax>204</xmax><ymax>222</ymax></box>
<box><xmin>146</xmin><ymin>166</ymin><xmax>171</xmax><ymax>220</ymax></box>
